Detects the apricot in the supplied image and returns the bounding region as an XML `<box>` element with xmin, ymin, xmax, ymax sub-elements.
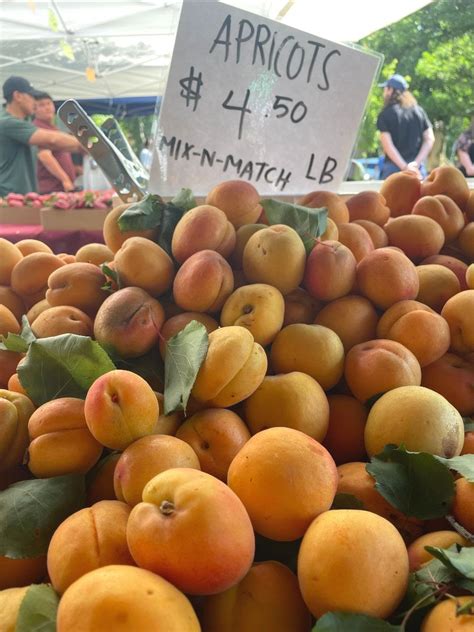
<box><xmin>298</xmin><ymin>509</ymin><xmax>409</xmax><ymax>618</ymax></box>
<box><xmin>84</xmin><ymin>369</ymin><xmax>159</xmax><ymax>450</ymax></box>
<box><xmin>303</xmin><ymin>240</ymin><xmax>356</xmax><ymax>301</ymax></box>
<box><xmin>364</xmin><ymin>385</ymin><xmax>464</xmax><ymax>457</ymax></box>
<box><xmin>159</xmin><ymin>311</ymin><xmax>218</xmax><ymax>357</ymax></box>
<box><xmin>27</xmin><ymin>397</ymin><xmax>102</xmax><ymax>478</ymax></box>
<box><xmin>323</xmin><ymin>395</ymin><xmax>367</xmax><ymax>464</ymax></box>
<box><xmin>412</xmin><ymin>194</ymin><xmax>465</xmax><ymax>242</ymax></box>
<box><xmin>385</xmin><ymin>215</ymin><xmax>445</xmax><ymax>261</ymax></box>
<box><xmin>231</xmin><ymin>223</ymin><xmax>266</xmax><ymax>268</ymax></box>
<box><xmin>47</xmin><ymin>500</ymin><xmax>135</xmax><ymax>594</ymax></box>
<box><xmin>57</xmin><ymin>253</ymin><xmax>76</xmax><ymax>264</ymax></box>
<box><xmin>173</xmin><ymin>249</ymin><xmax>234</xmax><ymax>312</ymax></box>
<box><xmin>380</xmin><ymin>170</ymin><xmax>421</xmax><ymax>217</ymax></box>
<box><xmin>0</xmin><ymin>239</ymin><xmax>22</xmax><ymax>285</ymax></box>
<box><xmin>75</xmin><ymin>243</ymin><xmax>114</xmax><ymax>266</ymax></box>
<box><xmin>314</xmin><ymin>294</ymin><xmax>378</xmax><ymax>352</ymax></box>
<box><xmin>46</xmin><ymin>262</ymin><xmax>108</xmax><ymax>315</ymax></box>
<box><xmin>336</xmin><ymin>222</ymin><xmax>374</xmax><ymax>262</ymax></box>
<box><xmin>0</xmin><ymin>586</ymin><xmax>28</xmax><ymax>631</ymax></box>
<box><xmin>114</xmin><ymin>434</ymin><xmax>200</xmax><ymax>506</ymax></box>
<box><xmin>407</xmin><ymin>530</ymin><xmax>470</xmax><ymax>571</ymax></box>
<box><xmin>102</xmin><ymin>203</ymin><xmax>159</xmax><ymax>253</ymax></box>
<box><xmin>192</xmin><ymin>326</ymin><xmax>267</xmax><ymax>407</ymax></box>
<box><xmin>127</xmin><ymin>468</ymin><xmax>255</xmax><ymax>595</ymax></box>
<box><xmin>243</xmin><ymin>224</ymin><xmax>306</xmax><ymax>295</ymax></box>
<box><xmin>206</xmin><ymin>180</ymin><xmax>262</xmax><ymax>228</ymax></box>
<box><xmin>452</xmin><ymin>477</ymin><xmax>474</xmax><ymax>533</ymax></box>
<box><xmin>441</xmin><ymin>290</ymin><xmax>474</xmax><ymax>355</ymax></box>
<box><xmin>422</xmin><ymin>254</ymin><xmax>469</xmax><ymax>290</ymax></box>
<box><xmin>15</xmin><ymin>238</ymin><xmax>52</xmax><ymax>256</ymax></box>
<box><xmin>93</xmin><ymin>287</ymin><xmax>165</xmax><ymax>358</ymax></box>
<box><xmin>0</xmin><ymin>390</ymin><xmax>35</xmax><ymax>472</ymax></box>
<box><xmin>421</xmin><ymin>165</ymin><xmax>470</xmax><ymax>211</ymax></box>
<box><xmin>421</xmin><ymin>596</ymin><xmax>474</xmax><ymax>631</ymax></box>
<box><xmin>466</xmin><ymin>191</ymin><xmax>474</xmax><ymax>221</ymax></box>
<box><xmin>25</xmin><ymin>298</ymin><xmax>50</xmax><ymax>324</ymax></box>
<box><xmin>175</xmin><ymin>408</ymin><xmax>250</xmax><ymax>481</ymax></box>
<box><xmin>356</xmin><ymin>247</ymin><xmax>419</xmax><ymax>309</ymax></box>
<box><xmin>337</xmin><ymin>462</ymin><xmax>425</xmax><ymax>543</ymax></box>
<box><xmin>346</xmin><ymin>190</ymin><xmax>390</xmax><ymax>226</ymax></box>
<box><xmin>171</xmin><ymin>204</ymin><xmax>236</xmax><ymax>263</ymax></box>
<box><xmin>220</xmin><ymin>283</ymin><xmax>284</xmax><ymax>346</ymax></box>
<box><xmin>298</xmin><ymin>190</ymin><xmax>349</xmax><ymax>225</ymax></box>
<box><xmin>7</xmin><ymin>373</ymin><xmax>27</xmax><ymax>396</ymax></box>
<box><xmin>31</xmin><ymin>305</ymin><xmax>93</xmax><ymax>338</ymax></box>
<box><xmin>0</xmin><ymin>287</ymin><xmax>25</xmax><ymax>321</ymax></box>
<box><xmin>114</xmin><ymin>236</ymin><xmax>175</xmax><ymax>297</ymax></box>
<box><xmin>283</xmin><ymin>287</ymin><xmax>321</xmax><ymax>326</ymax></box>
<box><xmin>271</xmin><ymin>323</ymin><xmax>344</xmax><ymax>391</ymax></box>
<box><xmin>0</xmin><ymin>305</ymin><xmax>20</xmax><ymax>337</ymax></box>
<box><xmin>376</xmin><ymin>301</ymin><xmax>450</xmax><ymax>367</ymax></box>
<box><xmin>199</xmin><ymin>561</ymin><xmax>312</xmax><ymax>632</ymax></box>
<box><xmin>243</xmin><ymin>372</ymin><xmax>329</xmax><ymax>441</ymax></box>
<box><xmin>10</xmin><ymin>252</ymin><xmax>65</xmax><ymax>307</ymax></box>
<box><xmin>0</xmin><ymin>555</ymin><xmax>46</xmax><ymax>590</ymax></box>
<box><xmin>457</xmin><ymin>221</ymin><xmax>474</xmax><ymax>261</ymax></box>
<box><xmin>56</xmin><ymin>565</ymin><xmax>200</xmax><ymax>632</ymax></box>
<box><xmin>416</xmin><ymin>264</ymin><xmax>461</xmax><ymax>312</ymax></box>
<box><xmin>228</xmin><ymin>427</ymin><xmax>337</xmax><ymax>541</ymax></box>
<box><xmin>86</xmin><ymin>453</ymin><xmax>120</xmax><ymax>505</ymax></box>
<box><xmin>319</xmin><ymin>216</ymin><xmax>339</xmax><ymax>241</ymax></box>
<box><xmin>467</xmin><ymin>263</ymin><xmax>474</xmax><ymax>289</ymax></box>
<box><xmin>352</xmin><ymin>219</ymin><xmax>389</xmax><ymax>248</ymax></box>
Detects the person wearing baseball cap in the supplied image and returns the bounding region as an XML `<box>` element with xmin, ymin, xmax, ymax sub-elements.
<box><xmin>0</xmin><ymin>75</ymin><xmax>81</xmax><ymax>196</ymax></box>
<box><xmin>376</xmin><ymin>73</ymin><xmax>434</xmax><ymax>180</ymax></box>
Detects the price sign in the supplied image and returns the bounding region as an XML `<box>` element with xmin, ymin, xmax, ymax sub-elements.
<box><xmin>149</xmin><ymin>1</ymin><xmax>381</xmax><ymax>196</ymax></box>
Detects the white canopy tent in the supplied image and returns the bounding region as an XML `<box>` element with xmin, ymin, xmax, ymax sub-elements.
<box><xmin>0</xmin><ymin>0</ymin><xmax>433</xmax><ymax>101</ymax></box>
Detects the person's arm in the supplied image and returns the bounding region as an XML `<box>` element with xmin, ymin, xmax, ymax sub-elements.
<box><xmin>29</xmin><ymin>128</ymin><xmax>82</xmax><ymax>153</ymax></box>
<box><xmin>379</xmin><ymin>132</ymin><xmax>408</xmax><ymax>170</ymax></box>
<box><xmin>458</xmin><ymin>149</ymin><xmax>474</xmax><ymax>177</ymax></box>
<box><xmin>37</xmin><ymin>149</ymin><xmax>74</xmax><ymax>191</ymax></box>
<box><xmin>413</xmin><ymin>127</ymin><xmax>435</xmax><ymax>166</ymax></box>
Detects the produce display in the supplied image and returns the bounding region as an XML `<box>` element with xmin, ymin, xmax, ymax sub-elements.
<box><xmin>0</xmin><ymin>166</ymin><xmax>474</xmax><ymax>631</ymax></box>
<box><xmin>0</xmin><ymin>190</ymin><xmax>114</xmax><ymax>210</ymax></box>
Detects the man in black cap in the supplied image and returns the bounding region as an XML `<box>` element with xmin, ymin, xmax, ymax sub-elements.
<box><xmin>376</xmin><ymin>74</ymin><xmax>434</xmax><ymax>180</ymax></box>
<box><xmin>0</xmin><ymin>76</ymin><xmax>81</xmax><ymax>196</ymax></box>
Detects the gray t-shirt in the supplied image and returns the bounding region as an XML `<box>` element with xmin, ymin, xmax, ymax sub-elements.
<box><xmin>0</xmin><ymin>109</ymin><xmax>38</xmax><ymax>196</ymax></box>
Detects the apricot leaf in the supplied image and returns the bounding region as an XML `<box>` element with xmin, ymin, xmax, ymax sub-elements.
<box><xmin>366</xmin><ymin>445</ymin><xmax>455</xmax><ymax>519</ymax></box>
<box><xmin>313</xmin><ymin>612</ymin><xmax>401</xmax><ymax>631</ymax></box>
<box><xmin>405</xmin><ymin>555</ymin><xmax>457</xmax><ymax>610</ymax></box>
<box><xmin>0</xmin><ymin>315</ymin><xmax>35</xmax><ymax>352</ymax></box>
<box><xmin>426</xmin><ymin>545</ymin><xmax>474</xmax><ymax>579</ymax></box>
<box><xmin>164</xmin><ymin>320</ymin><xmax>209</xmax><ymax>415</ymax></box>
<box><xmin>118</xmin><ymin>193</ymin><xmax>164</xmax><ymax>231</ymax></box>
<box><xmin>261</xmin><ymin>198</ymin><xmax>328</xmax><ymax>253</ymax></box>
<box><xmin>0</xmin><ymin>475</ymin><xmax>86</xmax><ymax>558</ymax></box>
<box><xmin>435</xmin><ymin>454</ymin><xmax>474</xmax><ymax>482</ymax></box>
<box><xmin>16</xmin><ymin>584</ymin><xmax>59</xmax><ymax>632</ymax></box>
<box><xmin>17</xmin><ymin>334</ymin><xmax>116</xmax><ymax>405</ymax></box>
<box><xmin>171</xmin><ymin>188</ymin><xmax>196</xmax><ymax>212</ymax></box>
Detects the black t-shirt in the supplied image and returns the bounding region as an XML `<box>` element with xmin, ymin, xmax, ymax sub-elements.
<box><xmin>377</xmin><ymin>103</ymin><xmax>431</xmax><ymax>164</ymax></box>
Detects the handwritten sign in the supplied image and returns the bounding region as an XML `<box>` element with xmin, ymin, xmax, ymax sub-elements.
<box><xmin>149</xmin><ymin>1</ymin><xmax>381</xmax><ymax>196</ymax></box>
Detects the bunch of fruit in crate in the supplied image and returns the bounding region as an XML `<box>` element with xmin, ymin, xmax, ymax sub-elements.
<box><xmin>0</xmin><ymin>165</ymin><xmax>474</xmax><ymax>631</ymax></box>
<box><xmin>0</xmin><ymin>190</ymin><xmax>114</xmax><ymax>210</ymax></box>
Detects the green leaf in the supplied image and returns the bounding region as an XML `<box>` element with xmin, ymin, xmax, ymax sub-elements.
<box><xmin>435</xmin><ymin>454</ymin><xmax>474</xmax><ymax>482</ymax></box>
<box><xmin>0</xmin><ymin>475</ymin><xmax>86</xmax><ymax>558</ymax></box>
<box><xmin>405</xmin><ymin>555</ymin><xmax>457</xmax><ymax>610</ymax></box>
<box><xmin>456</xmin><ymin>599</ymin><xmax>474</xmax><ymax>615</ymax></box>
<box><xmin>331</xmin><ymin>493</ymin><xmax>364</xmax><ymax>510</ymax></box>
<box><xmin>366</xmin><ymin>445</ymin><xmax>455</xmax><ymax>519</ymax></box>
<box><xmin>164</xmin><ymin>320</ymin><xmax>209</xmax><ymax>415</ymax></box>
<box><xmin>0</xmin><ymin>316</ymin><xmax>36</xmax><ymax>352</ymax></box>
<box><xmin>426</xmin><ymin>545</ymin><xmax>474</xmax><ymax>580</ymax></box>
<box><xmin>261</xmin><ymin>198</ymin><xmax>328</xmax><ymax>254</ymax></box>
<box><xmin>100</xmin><ymin>263</ymin><xmax>122</xmax><ymax>292</ymax></box>
<box><xmin>117</xmin><ymin>193</ymin><xmax>164</xmax><ymax>232</ymax></box>
<box><xmin>17</xmin><ymin>334</ymin><xmax>116</xmax><ymax>406</ymax></box>
<box><xmin>313</xmin><ymin>612</ymin><xmax>401</xmax><ymax>631</ymax></box>
<box><xmin>171</xmin><ymin>188</ymin><xmax>196</xmax><ymax>212</ymax></box>
<box><xmin>156</xmin><ymin>202</ymin><xmax>186</xmax><ymax>256</ymax></box>
<box><xmin>16</xmin><ymin>584</ymin><xmax>59</xmax><ymax>632</ymax></box>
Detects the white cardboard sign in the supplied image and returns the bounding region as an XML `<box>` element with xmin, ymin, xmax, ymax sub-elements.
<box><xmin>149</xmin><ymin>1</ymin><xmax>381</xmax><ymax>196</ymax></box>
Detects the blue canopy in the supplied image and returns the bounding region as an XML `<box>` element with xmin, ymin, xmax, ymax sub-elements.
<box><xmin>55</xmin><ymin>96</ymin><xmax>161</xmax><ymax>118</ymax></box>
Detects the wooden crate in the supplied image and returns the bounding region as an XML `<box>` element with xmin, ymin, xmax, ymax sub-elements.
<box><xmin>40</xmin><ymin>207</ymin><xmax>111</xmax><ymax>231</ymax></box>
<box><xmin>0</xmin><ymin>205</ymin><xmax>42</xmax><ymax>225</ymax></box>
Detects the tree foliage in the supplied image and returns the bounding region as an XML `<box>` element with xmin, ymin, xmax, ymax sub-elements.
<box><xmin>356</xmin><ymin>0</ymin><xmax>474</xmax><ymax>158</ymax></box>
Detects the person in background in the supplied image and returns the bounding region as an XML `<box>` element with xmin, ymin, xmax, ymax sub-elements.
<box><xmin>455</xmin><ymin>115</ymin><xmax>474</xmax><ymax>177</ymax></box>
<box><xmin>33</xmin><ymin>91</ymin><xmax>79</xmax><ymax>193</ymax></box>
<box><xmin>139</xmin><ymin>138</ymin><xmax>153</xmax><ymax>172</ymax></box>
<box><xmin>376</xmin><ymin>74</ymin><xmax>435</xmax><ymax>180</ymax></box>
<box><xmin>0</xmin><ymin>76</ymin><xmax>81</xmax><ymax>197</ymax></box>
